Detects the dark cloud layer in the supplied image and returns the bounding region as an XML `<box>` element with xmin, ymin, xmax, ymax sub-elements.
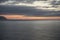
<box><xmin>0</xmin><ymin>0</ymin><xmax>8</xmax><ymax>3</ymax></box>
<box><xmin>51</xmin><ymin>0</ymin><xmax>60</xmax><ymax>5</ymax></box>
<box><xmin>0</xmin><ymin>0</ymin><xmax>60</xmax><ymax>16</ymax></box>
<box><xmin>0</xmin><ymin>0</ymin><xmax>47</xmax><ymax>3</ymax></box>
<box><xmin>0</xmin><ymin>5</ymin><xmax>60</xmax><ymax>16</ymax></box>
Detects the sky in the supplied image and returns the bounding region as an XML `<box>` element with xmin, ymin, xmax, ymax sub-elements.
<box><xmin>0</xmin><ymin>0</ymin><xmax>60</xmax><ymax>16</ymax></box>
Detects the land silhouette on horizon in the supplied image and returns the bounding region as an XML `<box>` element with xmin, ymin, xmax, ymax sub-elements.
<box><xmin>0</xmin><ymin>16</ymin><xmax>7</xmax><ymax>20</ymax></box>
<box><xmin>0</xmin><ymin>15</ymin><xmax>60</xmax><ymax>21</ymax></box>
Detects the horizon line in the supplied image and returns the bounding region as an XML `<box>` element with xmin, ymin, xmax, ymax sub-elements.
<box><xmin>0</xmin><ymin>15</ymin><xmax>60</xmax><ymax>20</ymax></box>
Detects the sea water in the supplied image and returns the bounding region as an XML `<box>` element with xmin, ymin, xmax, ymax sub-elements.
<box><xmin>0</xmin><ymin>20</ymin><xmax>60</xmax><ymax>40</ymax></box>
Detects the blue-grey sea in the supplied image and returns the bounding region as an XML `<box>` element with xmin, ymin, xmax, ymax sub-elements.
<box><xmin>0</xmin><ymin>20</ymin><xmax>60</xmax><ymax>40</ymax></box>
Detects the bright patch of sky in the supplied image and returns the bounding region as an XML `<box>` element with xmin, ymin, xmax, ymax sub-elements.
<box><xmin>0</xmin><ymin>0</ymin><xmax>60</xmax><ymax>11</ymax></box>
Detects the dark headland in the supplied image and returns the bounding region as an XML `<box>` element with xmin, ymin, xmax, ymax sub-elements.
<box><xmin>0</xmin><ymin>16</ymin><xmax>7</xmax><ymax>21</ymax></box>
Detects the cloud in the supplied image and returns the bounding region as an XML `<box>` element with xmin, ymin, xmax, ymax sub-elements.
<box><xmin>0</xmin><ymin>0</ymin><xmax>60</xmax><ymax>16</ymax></box>
<box><xmin>0</xmin><ymin>0</ymin><xmax>55</xmax><ymax>6</ymax></box>
<box><xmin>50</xmin><ymin>0</ymin><xmax>60</xmax><ymax>6</ymax></box>
<box><xmin>0</xmin><ymin>0</ymin><xmax>8</xmax><ymax>3</ymax></box>
<box><xmin>0</xmin><ymin>5</ymin><xmax>60</xmax><ymax>16</ymax></box>
<box><xmin>0</xmin><ymin>0</ymin><xmax>51</xmax><ymax>4</ymax></box>
<box><xmin>0</xmin><ymin>0</ymin><xmax>60</xmax><ymax>10</ymax></box>
<box><xmin>0</xmin><ymin>0</ymin><xmax>60</xmax><ymax>11</ymax></box>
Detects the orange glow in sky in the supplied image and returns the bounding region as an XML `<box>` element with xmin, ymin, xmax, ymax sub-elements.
<box><xmin>0</xmin><ymin>15</ymin><xmax>60</xmax><ymax>20</ymax></box>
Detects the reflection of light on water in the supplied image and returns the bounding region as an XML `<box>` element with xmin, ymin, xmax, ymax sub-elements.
<box><xmin>0</xmin><ymin>20</ymin><xmax>60</xmax><ymax>40</ymax></box>
<box><xmin>31</xmin><ymin>21</ymin><xmax>60</xmax><ymax>30</ymax></box>
<box><xmin>32</xmin><ymin>20</ymin><xmax>59</xmax><ymax>24</ymax></box>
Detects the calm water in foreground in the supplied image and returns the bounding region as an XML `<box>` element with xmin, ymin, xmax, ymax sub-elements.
<box><xmin>0</xmin><ymin>20</ymin><xmax>60</xmax><ymax>40</ymax></box>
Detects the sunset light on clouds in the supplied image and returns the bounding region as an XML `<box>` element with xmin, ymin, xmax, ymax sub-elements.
<box><xmin>0</xmin><ymin>0</ymin><xmax>60</xmax><ymax>11</ymax></box>
<box><xmin>0</xmin><ymin>1</ymin><xmax>60</xmax><ymax>40</ymax></box>
<box><xmin>0</xmin><ymin>0</ymin><xmax>60</xmax><ymax>17</ymax></box>
<box><xmin>0</xmin><ymin>15</ymin><xmax>60</xmax><ymax>20</ymax></box>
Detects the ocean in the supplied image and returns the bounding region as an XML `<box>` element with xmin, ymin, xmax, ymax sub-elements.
<box><xmin>0</xmin><ymin>20</ymin><xmax>60</xmax><ymax>40</ymax></box>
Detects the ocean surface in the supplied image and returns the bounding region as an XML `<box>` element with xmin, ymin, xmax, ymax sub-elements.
<box><xmin>0</xmin><ymin>20</ymin><xmax>60</xmax><ymax>40</ymax></box>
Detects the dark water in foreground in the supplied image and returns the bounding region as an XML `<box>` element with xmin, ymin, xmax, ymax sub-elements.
<box><xmin>0</xmin><ymin>20</ymin><xmax>60</xmax><ymax>40</ymax></box>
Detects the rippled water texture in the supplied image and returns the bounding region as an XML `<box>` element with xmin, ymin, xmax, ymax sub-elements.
<box><xmin>0</xmin><ymin>20</ymin><xmax>60</xmax><ymax>40</ymax></box>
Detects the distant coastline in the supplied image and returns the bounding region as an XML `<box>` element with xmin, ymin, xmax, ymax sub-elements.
<box><xmin>0</xmin><ymin>15</ymin><xmax>60</xmax><ymax>21</ymax></box>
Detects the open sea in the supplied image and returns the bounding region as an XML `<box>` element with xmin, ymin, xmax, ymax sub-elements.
<box><xmin>0</xmin><ymin>20</ymin><xmax>60</xmax><ymax>40</ymax></box>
